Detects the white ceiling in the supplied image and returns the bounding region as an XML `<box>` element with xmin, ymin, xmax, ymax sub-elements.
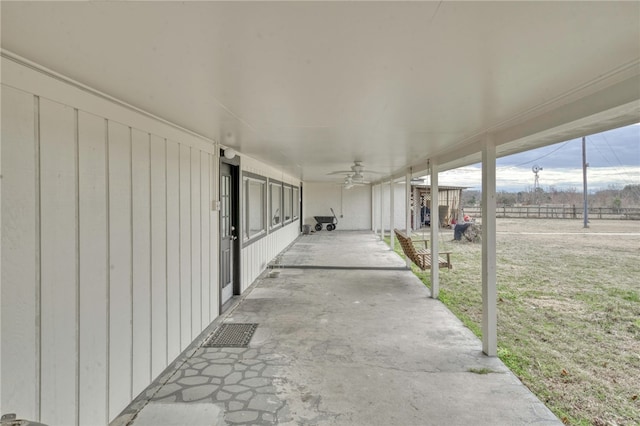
<box><xmin>2</xmin><ymin>1</ymin><xmax>639</xmax><ymax>182</ymax></box>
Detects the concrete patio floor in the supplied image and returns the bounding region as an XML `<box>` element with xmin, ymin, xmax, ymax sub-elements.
<box><xmin>113</xmin><ymin>231</ymin><xmax>560</xmax><ymax>426</ymax></box>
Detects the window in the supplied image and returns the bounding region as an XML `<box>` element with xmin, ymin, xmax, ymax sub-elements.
<box><xmin>293</xmin><ymin>186</ymin><xmax>299</xmax><ymax>219</ymax></box>
<box><xmin>221</xmin><ymin>174</ymin><xmax>231</xmax><ymax>239</ymax></box>
<box><xmin>270</xmin><ymin>181</ymin><xmax>282</xmax><ymax>229</ymax></box>
<box><xmin>283</xmin><ymin>185</ymin><xmax>293</xmax><ymax>224</ymax></box>
<box><xmin>243</xmin><ymin>174</ymin><xmax>266</xmax><ymax>241</ymax></box>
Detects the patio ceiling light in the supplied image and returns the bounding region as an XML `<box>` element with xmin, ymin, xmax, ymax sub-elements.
<box><xmin>224</xmin><ymin>148</ymin><xmax>237</xmax><ymax>159</ymax></box>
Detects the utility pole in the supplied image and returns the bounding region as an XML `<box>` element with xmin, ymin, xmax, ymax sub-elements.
<box><xmin>582</xmin><ymin>136</ymin><xmax>589</xmax><ymax>228</ymax></box>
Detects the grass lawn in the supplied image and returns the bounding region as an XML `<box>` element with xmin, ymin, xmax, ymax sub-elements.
<box><xmin>385</xmin><ymin>219</ymin><xmax>640</xmax><ymax>426</ymax></box>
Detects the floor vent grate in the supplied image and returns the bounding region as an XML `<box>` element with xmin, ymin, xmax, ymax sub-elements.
<box><xmin>202</xmin><ymin>323</ymin><xmax>258</xmax><ymax>348</ymax></box>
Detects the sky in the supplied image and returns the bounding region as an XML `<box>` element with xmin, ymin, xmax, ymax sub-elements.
<box><xmin>436</xmin><ymin>123</ymin><xmax>640</xmax><ymax>192</ymax></box>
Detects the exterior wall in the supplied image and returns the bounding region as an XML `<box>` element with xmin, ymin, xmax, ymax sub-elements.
<box><xmin>303</xmin><ymin>182</ymin><xmax>371</xmax><ymax>230</ymax></box>
<box><xmin>241</xmin><ymin>224</ymin><xmax>300</xmax><ymax>291</ymax></box>
<box><xmin>239</xmin><ymin>156</ymin><xmax>300</xmax><ymax>291</ymax></box>
<box><xmin>1</xmin><ymin>55</ymin><xmax>303</xmax><ymax>425</ymax></box>
<box><xmin>1</xmin><ymin>57</ymin><xmax>221</xmax><ymax>425</ymax></box>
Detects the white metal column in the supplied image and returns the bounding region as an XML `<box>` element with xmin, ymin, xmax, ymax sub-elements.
<box><xmin>372</xmin><ymin>185</ymin><xmax>377</xmax><ymax>233</ymax></box>
<box><xmin>405</xmin><ymin>170</ymin><xmax>412</xmax><ymax>268</ymax></box>
<box><xmin>413</xmin><ymin>186</ymin><xmax>420</xmax><ymax>230</ymax></box>
<box><xmin>389</xmin><ymin>179</ymin><xmax>395</xmax><ymax>249</ymax></box>
<box><xmin>482</xmin><ymin>141</ymin><xmax>498</xmax><ymax>356</ymax></box>
<box><xmin>380</xmin><ymin>182</ymin><xmax>384</xmax><ymax>240</ymax></box>
<box><xmin>430</xmin><ymin>161</ymin><xmax>440</xmax><ymax>299</ymax></box>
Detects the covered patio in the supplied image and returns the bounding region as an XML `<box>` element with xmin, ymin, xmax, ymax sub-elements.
<box><xmin>1</xmin><ymin>2</ymin><xmax>638</xmax><ymax>425</ymax></box>
<box><xmin>113</xmin><ymin>231</ymin><xmax>559</xmax><ymax>425</ymax></box>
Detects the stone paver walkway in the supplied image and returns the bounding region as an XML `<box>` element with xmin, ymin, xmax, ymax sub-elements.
<box><xmin>153</xmin><ymin>346</ymin><xmax>285</xmax><ymax>423</ymax></box>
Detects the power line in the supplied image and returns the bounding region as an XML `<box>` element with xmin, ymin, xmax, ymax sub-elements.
<box><xmin>597</xmin><ymin>132</ymin><xmax>627</xmax><ymax>168</ymax></box>
<box><xmin>587</xmin><ymin>136</ymin><xmax>639</xmax><ymax>190</ymax></box>
<box><xmin>497</xmin><ymin>140</ymin><xmax>572</xmax><ymax>171</ymax></box>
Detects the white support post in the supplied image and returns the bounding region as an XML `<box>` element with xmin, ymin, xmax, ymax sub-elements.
<box><xmin>372</xmin><ymin>185</ymin><xmax>377</xmax><ymax>233</ymax></box>
<box><xmin>405</xmin><ymin>170</ymin><xmax>412</xmax><ymax>268</ymax></box>
<box><xmin>430</xmin><ymin>161</ymin><xmax>440</xmax><ymax>299</ymax></box>
<box><xmin>413</xmin><ymin>186</ymin><xmax>420</xmax><ymax>231</ymax></box>
<box><xmin>390</xmin><ymin>178</ymin><xmax>395</xmax><ymax>250</ymax></box>
<box><xmin>482</xmin><ymin>140</ymin><xmax>498</xmax><ymax>356</ymax></box>
<box><xmin>380</xmin><ymin>182</ymin><xmax>384</xmax><ymax>241</ymax></box>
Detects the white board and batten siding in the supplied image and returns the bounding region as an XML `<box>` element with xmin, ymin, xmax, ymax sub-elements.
<box><xmin>240</xmin><ymin>156</ymin><xmax>301</xmax><ymax>291</ymax></box>
<box><xmin>77</xmin><ymin>110</ymin><xmax>109</xmax><ymax>425</ymax></box>
<box><xmin>241</xmin><ymin>225</ymin><xmax>301</xmax><ymax>291</ymax></box>
<box><xmin>149</xmin><ymin>134</ymin><xmax>168</xmax><ymax>378</ymax></box>
<box><xmin>2</xmin><ymin>85</ymin><xmax>40</xmax><ymax>423</ymax></box>
<box><xmin>165</xmin><ymin>140</ymin><xmax>183</xmax><ymax>363</ymax></box>
<box><xmin>1</xmin><ymin>56</ymin><xmax>220</xmax><ymax>425</ymax></box>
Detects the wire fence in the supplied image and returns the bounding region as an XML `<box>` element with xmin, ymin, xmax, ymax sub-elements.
<box><xmin>463</xmin><ymin>206</ymin><xmax>640</xmax><ymax>220</ymax></box>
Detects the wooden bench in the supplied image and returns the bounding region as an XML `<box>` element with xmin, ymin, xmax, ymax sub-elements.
<box><xmin>394</xmin><ymin>229</ymin><xmax>452</xmax><ymax>270</ymax></box>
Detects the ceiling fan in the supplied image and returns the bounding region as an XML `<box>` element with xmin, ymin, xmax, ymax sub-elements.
<box><xmin>329</xmin><ymin>161</ymin><xmax>381</xmax><ymax>189</ymax></box>
<box><xmin>342</xmin><ymin>174</ymin><xmax>370</xmax><ymax>189</ymax></box>
<box><xmin>328</xmin><ymin>161</ymin><xmax>383</xmax><ymax>177</ymax></box>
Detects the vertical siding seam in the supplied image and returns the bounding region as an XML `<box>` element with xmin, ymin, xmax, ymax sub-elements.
<box><xmin>189</xmin><ymin>147</ymin><xmax>193</xmax><ymax>339</ymax></box>
<box><xmin>164</xmin><ymin>138</ymin><xmax>168</xmax><ymax>367</ymax></box>
<box><xmin>199</xmin><ymin>152</ymin><xmax>203</xmax><ymax>329</ymax></box>
<box><xmin>104</xmin><ymin>118</ymin><xmax>110</xmax><ymax>424</ymax></box>
<box><xmin>34</xmin><ymin>95</ymin><xmax>42</xmax><ymax>422</ymax></box>
<box><xmin>177</xmin><ymin>143</ymin><xmax>182</xmax><ymax>348</ymax></box>
<box><xmin>148</xmin><ymin>133</ymin><xmax>153</xmax><ymax>382</ymax></box>
<box><xmin>74</xmin><ymin>108</ymin><xmax>80</xmax><ymax>426</ymax></box>
<box><xmin>209</xmin><ymin>154</ymin><xmax>213</xmax><ymax>322</ymax></box>
<box><xmin>205</xmin><ymin>154</ymin><xmax>209</xmax><ymax>323</ymax></box>
<box><xmin>205</xmin><ymin>153</ymin><xmax>211</xmax><ymax>325</ymax></box>
<box><xmin>214</xmin><ymin>157</ymin><xmax>217</xmax><ymax>315</ymax></box>
<box><xmin>128</xmin><ymin>127</ymin><xmax>133</xmax><ymax>401</ymax></box>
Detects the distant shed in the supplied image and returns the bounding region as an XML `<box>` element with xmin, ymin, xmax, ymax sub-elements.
<box><xmin>411</xmin><ymin>184</ymin><xmax>466</xmax><ymax>228</ymax></box>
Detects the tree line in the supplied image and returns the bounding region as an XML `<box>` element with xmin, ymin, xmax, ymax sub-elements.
<box><xmin>461</xmin><ymin>184</ymin><xmax>640</xmax><ymax>209</ymax></box>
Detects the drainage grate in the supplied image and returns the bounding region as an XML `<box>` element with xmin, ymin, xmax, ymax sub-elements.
<box><xmin>202</xmin><ymin>323</ymin><xmax>259</xmax><ymax>348</ymax></box>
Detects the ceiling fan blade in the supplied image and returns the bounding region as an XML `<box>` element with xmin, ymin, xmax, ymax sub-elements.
<box><xmin>329</xmin><ymin>161</ymin><xmax>385</xmax><ymax>176</ymax></box>
<box><xmin>328</xmin><ymin>169</ymin><xmax>384</xmax><ymax>175</ymax></box>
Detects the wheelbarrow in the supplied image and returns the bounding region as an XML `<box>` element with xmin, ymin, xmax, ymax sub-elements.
<box><xmin>314</xmin><ymin>208</ymin><xmax>338</xmax><ymax>231</ymax></box>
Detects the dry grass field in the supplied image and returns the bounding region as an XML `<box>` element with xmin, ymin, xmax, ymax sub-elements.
<box><xmin>393</xmin><ymin>219</ymin><xmax>640</xmax><ymax>425</ymax></box>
